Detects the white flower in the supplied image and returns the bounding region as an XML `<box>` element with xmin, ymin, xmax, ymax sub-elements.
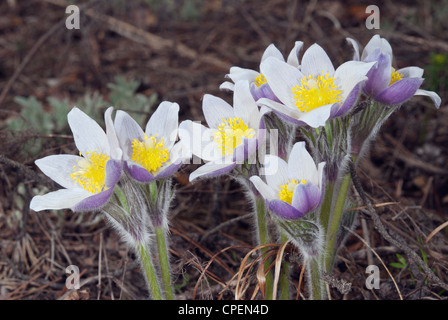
<box><xmin>258</xmin><ymin>43</ymin><xmax>376</xmax><ymax>127</ymax></box>
<box><xmin>114</xmin><ymin>101</ymin><xmax>190</xmax><ymax>183</ymax></box>
<box><xmin>30</xmin><ymin>107</ymin><xmax>122</xmax><ymax>212</ymax></box>
<box><xmin>179</xmin><ymin>81</ymin><xmax>267</xmax><ymax>181</ymax></box>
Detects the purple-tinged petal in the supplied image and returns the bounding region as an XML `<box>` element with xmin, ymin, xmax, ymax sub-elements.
<box><xmin>363</xmin><ymin>50</ymin><xmax>392</xmax><ymax>97</ymax></box>
<box><xmin>105</xmin><ymin>159</ymin><xmax>123</xmax><ymax>188</ymax></box>
<box><xmin>233</xmin><ymin>136</ymin><xmax>258</xmax><ymax>164</ymax></box>
<box><xmin>114</xmin><ymin>110</ymin><xmax>145</xmax><ymax>161</ymax></box>
<box><xmin>250</xmin><ymin>82</ymin><xmax>280</xmax><ymax>102</ymax></box>
<box><xmin>376</xmin><ymin>77</ymin><xmax>424</xmax><ymax>105</ymax></box>
<box><xmin>361</xmin><ymin>35</ymin><xmax>393</xmax><ymax>62</ymax></box>
<box><xmin>291</xmin><ymin>183</ymin><xmax>322</xmax><ymax>215</ymax></box>
<box><xmin>155</xmin><ymin>161</ymin><xmax>183</xmax><ymax>180</ymax></box>
<box><xmin>124</xmin><ymin>162</ymin><xmax>156</xmax><ymax>183</ymax></box>
<box><xmin>72</xmin><ymin>187</ymin><xmax>115</xmax><ymax>212</ymax></box>
<box><xmin>331</xmin><ymin>83</ymin><xmax>361</xmax><ymax>118</ymax></box>
<box><xmin>267</xmin><ymin>199</ymin><xmax>306</xmax><ymax>220</ymax></box>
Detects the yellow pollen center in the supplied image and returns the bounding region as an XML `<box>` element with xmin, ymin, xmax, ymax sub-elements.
<box><xmin>278</xmin><ymin>179</ymin><xmax>307</xmax><ymax>204</ymax></box>
<box><xmin>70</xmin><ymin>150</ymin><xmax>109</xmax><ymax>194</ymax></box>
<box><xmin>213</xmin><ymin>117</ymin><xmax>255</xmax><ymax>156</ymax></box>
<box><xmin>131</xmin><ymin>134</ymin><xmax>170</xmax><ymax>173</ymax></box>
<box><xmin>254</xmin><ymin>73</ymin><xmax>267</xmax><ymax>87</ymax></box>
<box><xmin>291</xmin><ymin>73</ymin><xmax>342</xmax><ymax>113</ymax></box>
<box><xmin>389</xmin><ymin>68</ymin><xmax>403</xmax><ymax>86</ymax></box>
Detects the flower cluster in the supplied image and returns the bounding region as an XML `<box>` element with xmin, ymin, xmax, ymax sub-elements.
<box><xmin>30</xmin><ymin>34</ymin><xmax>441</xmax><ymax>300</ymax></box>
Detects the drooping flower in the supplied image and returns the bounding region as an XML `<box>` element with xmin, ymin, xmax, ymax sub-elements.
<box><xmin>114</xmin><ymin>101</ymin><xmax>190</xmax><ymax>183</ymax></box>
<box><xmin>347</xmin><ymin>34</ymin><xmax>441</xmax><ymax>108</ymax></box>
<box><xmin>249</xmin><ymin>141</ymin><xmax>325</xmax><ymax>220</ymax></box>
<box><xmin>179</xmin><ymin>80</ymin><xmax>267</xmax><ymax>181</ymax></box>
<box><xmin>219</xmin><ymin>42</ymin><xmax>304</xmax><ymax>102</ymax></box>
<box><xmin>258</xmin><ymin>44</ymin><xmax>376</xmax><ymax>127</ymax></box>
<box><xmin>30</xmin><ymin>107</ymin><xmax>122</xmax><ymax>212</ymax></box>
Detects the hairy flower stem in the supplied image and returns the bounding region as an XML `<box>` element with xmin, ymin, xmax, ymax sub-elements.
<box><xmin>136</xmin><ymin>242</ymin><xmax>163</xmax><ymax>300</ymax></box>
<box><xmin>279</xmin><ymin>233</ymin><xmax>290</xmax><ymax>300</ymax></box>
<box><xmin>325</xmin><ymin>171</ymin><xmax>352</xmax><ymax>273</ymax></box>
<box><xmin>255</xmin><ymin>195</ymin><xmax>273</xmax><ymax>300</ymax></box>
<box><xmin>319</xmin><ymin>181</ymin><xmax>335</xmax><ymax>234</ymax></box>
<box><xmin>307</xmin><ymin>255</ymin><xmax>325</xmax><ymax>300</ymax></box>
<box><xmin>155</xmin><ymin>226</ymin><xmax>174</xmax><ymax>300</ymax></box>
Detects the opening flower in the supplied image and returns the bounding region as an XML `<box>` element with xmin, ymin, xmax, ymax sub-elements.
<box><xmin>257</xmin><ymin>43</ymin><xmax>376</xmax><ymax>127</ymax></box>
<box><xmin>179</xmin><ymin>80</ymin><xmax>267</xmax><ymax>181</ymax></box>
<box><xmin>347</xmin><ymin>35</ymin><xmax>441</xmax><ymax>108</ymax></box>
<box><xmin>30</xmin><ymin>107</ymin><xmax>122</xmax><ymax>212</ymax></box>
<box><xmin>114</xmin><ymin>101</ymin><xmax>189</xmax><ymax>183</ymax></box>
<box><xmin>249</xmin><ymin>141</ymin><xmax>325</xmax><ymax>220</ymax></box>
<box><xmin>219</xmin><ymin>42</ymin><xmax>304</xmax><ymax>102</ymax></box>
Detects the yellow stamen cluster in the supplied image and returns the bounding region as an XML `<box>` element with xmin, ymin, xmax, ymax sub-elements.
<box><xmin>131</xmin><ymin>134</ymin><xmax>170</xmax><ymax>173</ymax></box>
<box><xmin>254</xmin><ymin>73</ymin><xmax>267</xmax><ymax>87</ymax></box>
<box><xmin>389</xmin><ymin>68</ymin><xmax>403</xmax><ymax>86</ymax></box>
<box><xmin>213</xmin><ymin>117</ymin><xmax>255</xmax><ymax>156</ymax></box>
<box><xmin>292</xmin><ymin>73</ymin><xmax>342</xmax><ymax>113</ymax></box>
<box><xmin>71</xmin><ymin>150</ymin><xmax>109</xmax><ymax>194</ymax></box>
<box><xmin>278</xmin><ymin>179</ymin><xmax>307</xmax><ymax>204</ymax></box>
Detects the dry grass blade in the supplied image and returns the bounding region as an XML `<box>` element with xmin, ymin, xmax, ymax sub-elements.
<box><xmin>344</xmin><ymin>226</ymin><xmax>403</xmax><ymax>300</ymax></box>
<box><xmin>234</xmin><ymin>243</ymin><xmax>280</xmax><ymax>300</ymax></box>
<box><xmin>192</xmin><ymin>244</ymin><xmax>251</xmax><ymax>300</ymax></box>
<box><xmin>272</xmin><ymin>240</ymin><xmax>290</xmax><ymax>300</ymax></box>
<box><xmin>425</xmin><ymin>221</ymin><xmax>448</xmax><ymax>245</ymax></box>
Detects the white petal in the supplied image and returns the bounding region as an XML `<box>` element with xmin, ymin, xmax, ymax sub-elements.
<box><xmin>219</xmin><ymin>81</ymin><xmax>235</xmax><ymax>91</ymax></box>
<box><xmin>233</xmin><ymin>80</ymin><xmax>259</xmax><ymax>125</ymax></box>
<box><xmin>300</xmin><ymin>43</ymin><xmax>335</xmax><ymax>76</ymax></box>
<box><xmin>178</xmin><ymin>120</ymin><xmax>221</xmax><ymax>162</ymax></box>
<box><xmin>263</xmin><ymin>154</ymin><xmax>288</xmax><ymax>191</ymax></box>
<box><xmin>104</xmin><ymin>107</ymin><xmax>121</xmax><ymax>160</ymax></box>
<box><xmin>260</xmin><ymin>57</ymin><xmax>303</xmax><ymax>107</ymax></box>
<box><xmin>287</xmin><ymin>141</ymin><xmax>318</xmax><ymax>184</ymax></box>
<box><xmin>361</xmin><ymin>35</ymin><xmax>393</xmax><ymax>61</ymax></box>
<box><xmin>261</xmin><ymin>43</ymin><xmax>284</xmax><ymax>62</ymax></box>
<box><xmin>334</xmin><ymin>60</ymin><xmax>376</xmax><ymax>101</ymax></box>
<box><xmin>295</xmin><ymin>103</ymin><xmax>333</xmax><ymax>128</ymax></box>
<box><xmin>146</xmin><ymin>101</ymin><xmax>179</xmax><ymax>150</ymax></box>
<box><xmin>189</xmin><ymin>160</ymin><xmax>235</xmax><ymax>181</ymax></box>
<box><xmin>114</xmin><ymin>110</ymin><xmax>145</xmax><ymax>160</ymax></box>
<box><xmin>346</xmin><ymin>37</ymin><xmax>360</xmax><ymax>61</ymax></box>
<box><xmin>30</xmin><ymin>188</ymin><xmax>90</xmax><ymax>211</ymax></box>
<box><xmin>35</xmin><ymin>154</ymin><xmax>81</xmax><ymax>189</ymax></box>
<box><xmin>397</xmin><ymin>66</ymin><xmax>424</xmax><ymax>78</ymax></box>
<box><xmin>68</xmin><ymin>107</ymin><xmax>109</xmax><ymax>156</ymax></box>
<box><xmin>286</xmin><ymin>41</ymin><xmax>304</xmax><ymax>67</ymax></box>
<box><xmin>249</xmin><ymin>176</ymin><xmax>276</xmax><ymax>201</ymax></box>
<box><xmin>414</xmin><ymin>89</ymin><xmax>442</xmax><ymax>108</ymax></box>
<box><xmin>202</xmin><ymin>94</ymin><xmax>235</xmax><ymax>129</ymax></box>
<box><xmin>227</xmin><ymin>66</ymin><xmax>260</xmax><ymax>83</ymax></box>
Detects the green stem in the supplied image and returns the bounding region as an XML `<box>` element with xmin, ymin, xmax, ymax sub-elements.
<box><xmin>136</xmin><ymin>242</ymin><xmax>163</xmax><ymax>300</ymax></box>
<box><xmin>255</xmin><ymin>195</ymin><xmax>273</xmax><ymax>300</ymax></box>
<box><xmin>319</xmin><ymin>181</ymin><xmax>335</xmax><ymax>234</ymax></box>
<box><xmin>155</xmin><ymin>226</ymin><xmax>174</xmax><ymax>300</ymax></box>
<box><xmin>307</xmin><ymin>255</ymin><xmax>325</xmax><ymax>300</ymax></box>
<box><xmin>279</xmin><ymin>233</ymin><xmax>290</xmax><ymax>300</ymax></box>
<box><xmin>325</xmin><ymin>172</ymin><xmax>351</xmax><ymax>273</ymax></box>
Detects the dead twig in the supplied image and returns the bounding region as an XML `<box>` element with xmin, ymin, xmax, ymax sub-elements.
<box><xmin>349</xmin><ymin>161</ymin><xmax>448</xmax><ymax>293</ymax></box>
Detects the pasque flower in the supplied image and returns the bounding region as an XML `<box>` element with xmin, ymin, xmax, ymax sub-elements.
<box><xmin>257</xmin><ymin>43</ymin><xmax>376</xmax><ymax>127</ymax></box>
<box><xmin>179</xmin><ymin>80</ymin><xmax>267</xmax><ymax>181</ymax></box>
<box><xmin>347</xmin><ymin>34</ymin><xmax>441</xmax><ymax>107</ymax></box>
<box><xmin>30</xmin><ymin>107</ymin><xmax>122</xmax><ymax>212</ymax></box>
<box><xmin>220</xmin><ymin>42</ymin><xmax>304</xmax><ymax>102</ymax></box>
<box><xmin>114</xmin><ymin>101</ymin><xmax>189</xmax><ymax>183</ymax></box>
<box><xmin>249</xmin><ymin>141</ymin><xmax>325</xmax><ymax>220</ymax></box>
